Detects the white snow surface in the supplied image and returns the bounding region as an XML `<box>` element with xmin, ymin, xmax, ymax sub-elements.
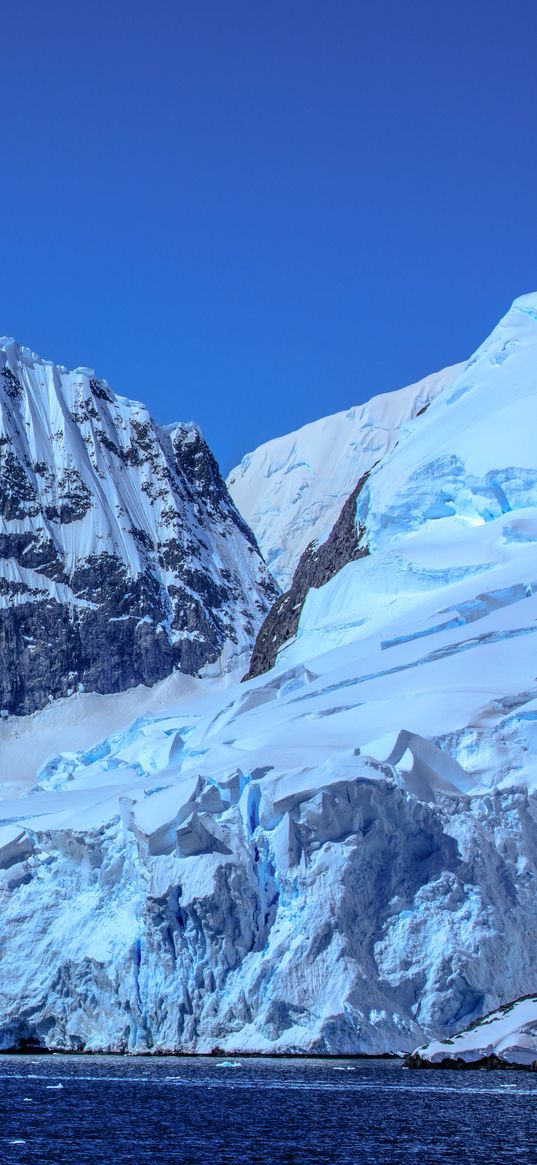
<box><xmin>412</xmin><ymin>996</ymin><xmax>537</xmax><ymax>1065</ymax></box>
<box><xmin>227</xmin><ymin>363</ymin><xmax>463</xmax><ymax>588</ymax></box>
<box><xmin>1</xmin><ymin>296</ymin><xmax>537</xmax><ymax>1053</ymax></box>
<box><xmin>0</xmin><ymin>338</ymin><xmax>275</xmax><ymax>676</ymax></box>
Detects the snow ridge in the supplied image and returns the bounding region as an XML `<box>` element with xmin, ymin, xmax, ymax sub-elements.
<box><xmin>227</xmin><ymin>363</ymin><xmax>463</xmax><ymax>588</ymax></box>
<box><xmin>408</xmin><ymin>997</ymin><xmax>537</xmax><ymax>1067</ymax></box>
<box><xmin>2</xmin><ymin>296</ymin><xmax>537</xmax><ymax>1054</ymax></box>
<box><xmin>0</xmin><ymin>340</ymin><xmax>277</xmax><ymax>713</ymax></box>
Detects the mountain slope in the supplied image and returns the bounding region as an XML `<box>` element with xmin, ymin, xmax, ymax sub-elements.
<box><xmin>283</xmin><ymin>291</ymin><xmax>537</xmax><ymax>669</ymax></box>
<box><xmin>244</xmin><ymin>471</ymin><xmax>370</xmax><ymax>679</ymax></box>
<box><xmin>1</xmin><ymin>297</ymin><xmax>537</xmax><ymax>1054</ymax></box>
<box><xmin>227</xmin><ymin>363</ymin><xmax>463</xmax><ymax>588</ymax></box>
<box><xmin>0</xmin><ymin>339</ymin><xmax>277</xmax><ymax>714</ymax></box>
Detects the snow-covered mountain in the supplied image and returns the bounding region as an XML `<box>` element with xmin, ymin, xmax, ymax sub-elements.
<box><xmin>0</xmin><ymin>339</ymin><xmax>277</xmax><ymax>714</ymax></box>
<box><xmin>1</xmin><ymin>295</ymin><xmax>537</xmax><ymax>1054</ymax></box>
<box><xmin>227</xmin><ymin>363</ymin><xmax>463</xmax><ymax>588</ymax></box>
<box><xmin>407</xmin><ymin>997</ymin><xmax>537</xmax><ymax>1067</ymax></box>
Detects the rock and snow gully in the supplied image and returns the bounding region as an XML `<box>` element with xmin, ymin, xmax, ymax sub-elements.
<box><xmin>2</xmin><ymin>295</ymin><xmax>537</xmax><ymax>1058</ymax></box>
<box><xmin>0</xmin><ymin>339</ymin><xmax>277</xmax><ymax>716</ymax></box>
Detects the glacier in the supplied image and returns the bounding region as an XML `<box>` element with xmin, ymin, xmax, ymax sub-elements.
<box><xmin>1</xmin><ymin>295</ymin><xmax>537</xmax><ymax>1054</ymax></box>
<box><xmin>227</xmin><ymin>362</ymin><xmax>463</xmax><ymax>589</ymax></box>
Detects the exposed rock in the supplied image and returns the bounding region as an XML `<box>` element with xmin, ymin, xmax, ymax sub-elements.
<box><xmin>405</xmin><ymin>995</ymin><xmax>537</xmax><ymax>1069</ymax></box>
<box><xmin>227</xmin><ymin>363</ymin><xmax>463</xmax><ymax>588</ymax></box>
<box><xmin>0</xmin><ymin>340</ymin><xmax>278</xmax><ymax>714</ymax></box>
<box><xmin>404</xmin><ymin>1052</ymin><xmax>524</xmax><ymax>1070</ymax></box>
<box><xmin>244</xmin><ymin>473</ymin><xmax>370</xmax><ymax>679</ymax></box>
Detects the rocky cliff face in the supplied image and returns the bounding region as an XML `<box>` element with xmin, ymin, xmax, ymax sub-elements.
<box><xmin>2</xmin><ymin>294</ymin><xmax>537</xmax><ymax>1056</ymax></box>
<box><xmin>244</xmin><ymin>472</ymin><xmax>370</xmax><ymax>679</ymax></box>
<box><xmin>0</xmin><ymin>340</ymin><xmax>277</xmax><ymax>714</ymax></box>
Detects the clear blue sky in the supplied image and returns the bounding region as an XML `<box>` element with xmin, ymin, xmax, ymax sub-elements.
<box><xmin>1</xmin><ymin>0</ymin><xmax>537</xmax><ymax>472</ymax></box>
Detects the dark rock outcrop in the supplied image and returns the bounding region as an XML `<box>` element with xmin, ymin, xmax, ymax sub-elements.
<box><xmin>404</xmin><ymin>1052</ymin><xmax>535</xmax><ymax>1070</ymax></box>
<box><xmin>0</xmin><ymin>341</ymin><xmax>278</xmax><ymax>714</ymax></box>
<box><xmin>244</xmin><ymin>472</ymin><xmax>370</xmax><ymax>680</ymax></box>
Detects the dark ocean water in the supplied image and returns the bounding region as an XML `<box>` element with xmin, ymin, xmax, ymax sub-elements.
<box><xmin>0</xmin><ymin>1054</ymin><xmax>535</xmax><ymax>1164</ymax></box>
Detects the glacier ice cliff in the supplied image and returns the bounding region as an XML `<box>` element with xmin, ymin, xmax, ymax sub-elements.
<box><xmin>0</xmin><ymin>680</ymin><xmax>536</xmax><ymax>1053</ymax></box>
<box><xmin>2</xmin><ymin>294</ymin><xmax>537</xmax><ymax>1053</ymax></box>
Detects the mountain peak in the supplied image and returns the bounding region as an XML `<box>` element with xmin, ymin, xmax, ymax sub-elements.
<box><xmin>227</xmin><ymin>362</ymin><xmax>464</xmax><ymax>589</ymax></box>
<box><xmin>0</xmin><ymin>343</ymin><xmax>277</xmax><ymax>714</ymax></box>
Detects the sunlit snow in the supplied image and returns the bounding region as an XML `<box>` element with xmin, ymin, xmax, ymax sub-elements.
<box><xmin>1</xmin><ymin>295</ymin><xmax>537</xmax><ymax>1054</ymax></box>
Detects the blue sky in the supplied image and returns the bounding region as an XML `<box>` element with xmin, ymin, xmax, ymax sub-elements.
<box><xmin>1</xmin><ymin>0</ymin><xmax>537</xmax><ymax>471</ymax></box>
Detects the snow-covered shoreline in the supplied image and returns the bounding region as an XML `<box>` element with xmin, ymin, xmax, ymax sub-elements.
<box><xmin>405</xmin><ymin>997</ymin><xmax>537</xmax><ymax>1069</ymax></box>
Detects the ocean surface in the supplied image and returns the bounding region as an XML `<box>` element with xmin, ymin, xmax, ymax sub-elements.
<box><xmin>0</xmin><ymin>1055</ymin><xmax>535</xmax><ymax>1163</ymax></box>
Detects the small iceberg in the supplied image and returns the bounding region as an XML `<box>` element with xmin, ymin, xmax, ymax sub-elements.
<box><xmin>216</xmin><ymin>1060</ymin><xmax>242</xmax><ymax>1068</ymax></box>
